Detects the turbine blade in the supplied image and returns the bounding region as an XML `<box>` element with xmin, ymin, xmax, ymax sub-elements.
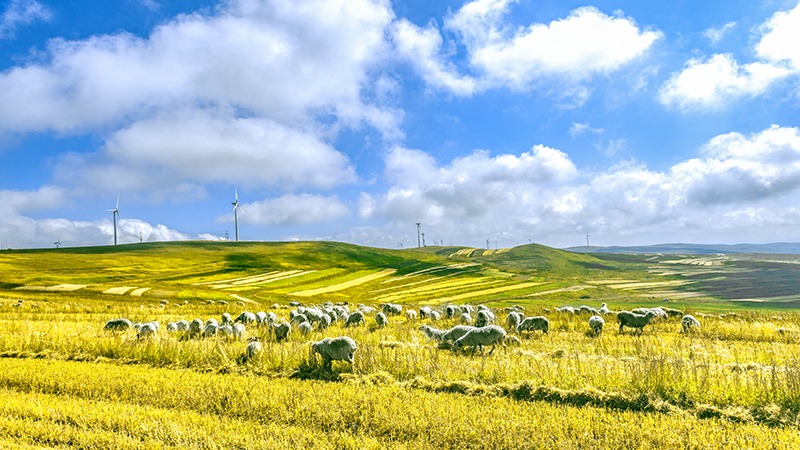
<box><xmin>116</xmin><ymin>193</ymin><xmax>120</xmax><ymax>210</ymax></box>
<box><xmin>232</xmin><ymin>203</ymin><xmax>238</xmax><ymax>212</ymax></box>
<box><xmin>235</xmin><ymin>188</ymin><xmax>238</xmax><ymax>202</ymax></box>
<box><xmin>238</xmin><ymin>204</ymin><xmax>245</xmax><ymax>215</ymax></box>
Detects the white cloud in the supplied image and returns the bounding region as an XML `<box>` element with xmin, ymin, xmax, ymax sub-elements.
<box><xmin>55</xmin><ymin>107</ymin><xmax>357</xmax><ymax>195</ymax></box>
<box><xmin>569</xmin><ymin>122</ymin><xmax>603</xmax><ymax>138</ymax></box>
<box><xmin>0</xmin><ymin>0</ymin><xmax>50</xmax><ymax>39</ymax></box>
<box><xmin>358</xmin><ymin>192</ymin><xmax>377</xmax><ymax>219</ymax></box>
<box><xmin>220</xmin><ymin>193</ymin><xmax>350</xmax><ymax>226</ymax></box>
<box><xmin>756</xmin><ymin>2</ymin><xmax>800</xmax><ymax>71</ymax></box>
<box><xmin>702</xmin><ymin>21</ymin><xmax>736</xmax><ymax>45</ymax></box>
<box><xmin>659</xmin><ymin>54</ymin><xmax>790</xmax><ymax>110</ymax></box>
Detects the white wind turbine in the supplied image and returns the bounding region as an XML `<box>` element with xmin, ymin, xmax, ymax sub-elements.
<box><xmin>54</xmin><ymin>235</ymin><xmax>62</xmax><ymax>248</ymax></box>
<box><xmin>107</xmin><ymin>194</ymin><xmax>121</xmax><ymax>245</ymax></box>
<box><xmin>231</xmin><ymin>188</ymin><xmax>245</xmax><ymax>242</ymax></box>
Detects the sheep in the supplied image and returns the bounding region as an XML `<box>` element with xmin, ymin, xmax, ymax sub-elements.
<box><xmin>477</xmin><ymin>304</ymin><xmax>490</xmax><ymax>312</ymax></box>
<box><xmin>418</xmin><ymin>325</ymin><xmax>446</xmax><ymax>342</ymax></box>
<box><xmin>255</xmin><ymin>311</ymin><xmax>267</xmax><ymax>325</ymax></box>
<box><xmin>290</xmin><ymin>314</ymin><xmax>308</xmax><ymax>327</ymax></box>
<box><xmin>474</xmin><ymin>310</ymin><xmax>495</xmax><ymax>328</ymax></box>
<box><xmin>579</xmin><ymin>305</ymin><xmax>599</xmax><ymax>315</ymax></box>
<box><xmin>232</xmin><ymin>323</ymin><xmax>246</xmax><ymax>341</ymax></box>
<box><xmin>298</xmin><ymin>321</ymin><xmax>312</xmax><ymax>335</ymax></box>
<box><xmin>176</xmin><ymin>319</ymin><xmax>190</xmax><ymax>332</ymax></box>
<box><xmin>345</xmin><ymin>311</ymin><xmax>365</xmax><ymax>327</ymax></box>
<box><xmin>419</xmin><ymin>306</ymin><xmax>432</xmax><ymax>319</ymax></box>
<box><xmin>453</xmin><ymin>325</ymin><xmax>507</xmax><ymax>355</ymax></box>
<box><xmin>599</xmin><ymin>303</ymin><xmax>610</xmax><ymax>315</ymax></box>
<box><xmin>166</xmin><ymin>322</ymin><xmax>178</xmax><ymax>332</ymax></box>
<box><xmin>359</xmin><ymin>306</ymin><xmax>376</xmax><ymax>314</ymax></box>
<box><xmin>318</xmin><ymin>314</ymin><xmax>331</xmax><ymax>330</ymax></box>
<box><xmin>517</xmin><ymin>316</ymin><xmax>550</xmax><ymax>335</ymax></box>
<box><xmin>132</xmin><ymin>323</ymin><xmax>144</xmax><ymax>331</ymax></box>
<box><xmin>617</xmin><ymin>310</ymin><xmax>658</xmax><ymax>334</ymax></box>
<box><xmin>265</xmin><ymin>312</ymin><xmax>277</xmax><ymax>325</ymax></box>
<box><xmin>203</xmin><ymin>323</ymin><xmax>218</xmax><ymax>339</ymax></box>
<box><xmin>442</xmin><ymin>325</ymin><xmax>476</xmax><ymax>343</ymax></box>
<box><xmin>245</xmin><ymin>337</ymin><xmax>262</xmax><ymax>360</ymax></box>
<box><xmin>445</xmin><ymin>305</ymin><xmax>459</xmax><ymax>319</ymax></box>
<box><xmin>505</xmin><ymin>312</ymin><xmax>521</xmax><ymax>331</ymax></box>
<box><xmin>558</xmin><ymin>306</ymin><xmax>575</xmax><ymax>314</ymax></box>
<box><xmin>460</xmin><ymin>305</ymin><xmax>474</xmax><ymax>315</ymax></box>
<box><xmin>504</xmin><ymin>335</ymin><xmax>522</xmax><ymax>347</ymax></box>
<box><xmin>312</xmin><ymin>337</ymin><xmax>358</xmax><ymax>369</ymax></box>
<box><xmin>405</xmin><ymin>310</ymin><xmax>418</xmax><ymax>323</ymax></box>
<box><xmin>381</xmin><ymin>303</ymin><xmax>402</xmax><ymax>316</ymax></box>
<box><xmin>304</xmin><ymin>308</ymin><xmax>325</xmax><ymax>325</ymax></box>
<box><xmin>429</xmin><ymin>311</ymin><xmax>441</xmax><ymax>321</ymax></box>
<box><xmin>460</xmin><ymin>313</ymin><xmax>472</xmax><ymax>325</ymax></box>
<box><xmin>375</xmin><ymin>312</ymin><xmax>388</xmax><ymax>329</ymax></box>
<box><xmin>137</xmin><ymin>322</ymin><xmax>157</xmax><ymax>340</ymax></box>
<box><xmin>221</xmin><ymin>312</ymin><xmax>233</xmax><ymax>326</ymax></box>
<box><xmin>235</xmin><ymin>311</ymin><xmax>257</xmax><ymax>325</ymax></box>
<box><xmin>589</xmin><ymin>315</ymin><xmax>605</xmax><ymax>336</ymax></box>
<box><xmin>206</xmin><ymin>318</ymin><xmax>219</xmax><ymax>328</ymax></box>
<box><xmin>103</xmin><ymin>318</ymin><xmax>132</xmax><ymax>332</ymax></box>
<box><xmin>219</xmin><ymin>324</ymin><xmax>234</xmax><ymax>339</ymax></box>
<box><xmin>681</xmin><ymin>314</ymin><xmax>701</xmax><ymax>333</ymax></box>
<box><xmin>188</xmin><ymin>318</ymin><xmax>204</xmax><ymax>337</ymax></box>
<box><xmin>272</xmin><ymin>322</ymin><xmax>291</xmax><ymax>342</ymax></box>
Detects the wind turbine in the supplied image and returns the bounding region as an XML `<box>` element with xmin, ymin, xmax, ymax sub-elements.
<box><xmin>232</xmin><ymin>189</ymin><xmax>245</xmax><ymax>242</ymax></box>
<box><xmin>107</xmin><ymin>194</ymin><xmax>120</xmax><ymax>246</ymax></box>
<box><xmin>54</xmin><ymin>235</ymin><xmax>62</xmax><ymax>248</ymax></box>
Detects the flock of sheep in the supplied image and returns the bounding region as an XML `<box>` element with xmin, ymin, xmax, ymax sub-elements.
<box><xmin>103</xmin><ymin>300</ymin><xmax>702</xmax><ymax>368</ymax></box>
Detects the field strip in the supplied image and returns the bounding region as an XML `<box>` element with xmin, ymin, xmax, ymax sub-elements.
<box><xmin>586</xmin><ymin>280</ymin><xmax>639</xmax><ymax>285</ymax></box>
<box><xmin>523</xmin><ymin>285</ymin><xmax>595</xmax><ymax>297</ymax></box>
<box><xmin>449</xmin><ymin>248</ymin><xmax>476</xmax><ymax>258</ymax></box>
<box><xmin>381</xmin><ymin>263</ymin><xmax>481</xmax><ymax>284</ymax></box>
<box><xmin>288</xmin><ymin>269</ymin><xmax>397</xmax><ymax>297</ymax></box>
<box><xmin>210</xmin><ymin>270</ymin><xmax>309</xmax><ymax>288</ymax></box>
<box><xmin>608</xmin><ymin>280</ymin><xmax>694</xmax><ymax>289</ymax></box>
<box><xmin>420</xmin><ymin>281</ymin><xmax>547</xmax><ymax>305</ymax></box>
<box><xmin>103</xmin><ymin>286</ymin><xmax>136</xmax><ymax>295</ymax></box>
<box><xmin>229</xmin><ymin>294</ymin><xmax>257</xmax><ymax>304</ymax></box>
<box><xmin>14</xmin><ymin>284</ymin><xmax>86</xmax><ymax>292</ymax></box>
<box><xmin>638</xmin><ymin>291</ymin><xmax>703</xmax><ymax>299</ymax></box>
<box><xmin>373</xmin><ymin>280</ymin><xmax>506</xmax><ymax>304</ymax></box>
<box><xmin>251</xmin><ymin>270</ymin><xmax>317</xmax><ymax>286</ymax></box>
<box><xmin>191</xmin><ymin>271</ymin><xmax>282</xmax><ymax>286</ymax></box>
<box><xmin>372</xmin><ymin>278</ymin><xmax>502</xmax><ymax>302</ymax></box>
<box><xmin>130</xmin><ymin>287</ymin><xmax>150</xmax><ymax>297</ymax></box>
<box><xmin>372</xmin><ymin>268</ymin><xmax>484</xmax><ymax>294</ymax></box>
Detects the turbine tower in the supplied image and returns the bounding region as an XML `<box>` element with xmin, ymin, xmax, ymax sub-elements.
<box><xmin>106</xmin><ymin>194</ymin><xmax>120</xmax><ymax>246</ymax></box>
<box><xmin>232</xmin><ymin>189</ymin><xmax>245</xmax><ymax>242</ymax></box>
<box><xmin>54</xmin><ymin>235</ymin><xmax>62</xmax><ymax>248</ymax></box>
<box><xmin>416</xmin><ymin>222</ymin><xmax>421</xmax><ymax>248</ymax></box>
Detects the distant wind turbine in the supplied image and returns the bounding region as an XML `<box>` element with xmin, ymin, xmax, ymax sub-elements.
<box><xmin>54</xmin><ymin>235</ymin><xmax>62</xmax><ymax>248</ymax></box>
<box><xmin>106</xmin><ymin>194</ymin><xmax>121</xmax><ymax>245</ymax></box>
<box><xmin>232</xmin><ymin>188</ymin><xmax>245</xmax><ymax>242</ymax></box>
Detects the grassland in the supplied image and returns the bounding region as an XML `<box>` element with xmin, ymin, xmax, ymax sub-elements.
<box><xmin>1</xmin><ymin>241</ymin><xmax>800</xmax><ymax>448</ymax></box>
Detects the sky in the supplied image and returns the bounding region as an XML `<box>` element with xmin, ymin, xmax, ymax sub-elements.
<box><xmin>1</xmin><ymin>0</ymin><xmax>800</xmax><ymax>250</ymax></box>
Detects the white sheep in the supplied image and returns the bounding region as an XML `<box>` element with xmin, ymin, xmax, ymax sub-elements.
<box><xmin>232</xmin><ymin>323</ymin><xmax>246</xmax><ymax>340</ymax></box>
<box><xmin>166</xmin><ymin>322</ymin><xmax>178</xmax><ymax>332</ymax></box>
<box><xmin>474</xmin><ymin>310</ymin><xmax>495</xmax><ymax>328</ymax></box>
<box><xmin>517</xmin><ymin>316</ymin><xmax>550</xmax><ymax>335</ymax></box>
<box><xmin>318</xmin><ymin>314</ymin><xmax>331</xmax><ymax>330</ymax></box>
<box><xmin>255</xmin><ymin>311</ymin><xmax>267</xmax><ymax>325</ymax></box>
<box><xmin>589</xmin><ymin>315</ymin><xmax>605</xmax><ymax>336</ymax></box>
<box><xmin>579</xmin><ymin>305</ymin><xmax>599</xmax><ymax>315</ymax></box>
<box><xmin>137</xmin><ymin>322</ymin><xmax>157</xmax><ymax>340</ymax></box>
<box><xmin>272</xmin><ymin>322</ymin><xmax>291</xmax><ymax>342</ymax></box>
<box><xmin>245</xmin><ymin>337</ymin><xmax>262</xmax><ymax>360</ymax></box>
<box><xmin>460</xmin><ymin>313</ymin><xmax>472</xmax><ymax>325</ymax></box>
<box><xmin>219</xmin><ymin>324</ymin><xmax>234</xmax><ymax>339</ymax></box>
<box><xmin>405</xmin><ymin>310</ymin><xmax>418</xmax><ymax>323</ymax></box>
<box><xmin>557</xmin><ymin>306</ymin><xmax>575</xmax><ymax>314</ymax></box>
<box><xmin>103</xmin><ymin>318</ymin><xmax>132</xmax><ymax>332</ymax></box>
<box><xmin>460</xmin><ymin>305</ymin><xmax>474</xmax><ymax>315</ymax></box>
<box><xmin>599</xmin><ymin>303</ymin><xmax>610</xmax><ymax>315</ymax></box>
<box><xmin>176</xmin><ymin>319</ymin><xmax>190</xmax><ymax>332</ymax></box>
<box><xmin>445</xmin><ymin>305</ymin><xmax>459</xmax><ymax>319</ymax></box>
<box><xmin>345</xmin><ymin>311</ymin><xmax>365</xmax><ymax>327</ymax></box>
<box><xmin>442</xmin><ymin>325</ymin><xmax>476</xmax><ymax>343</ymax></box>
<box><xmin>206</xmin><ymin>318</ymin><xmax>219</xmax><ymax>328</ymax></box>
<box><xmin>375</xmin><ymin>312</ymin><xmax>388</xmax><ymax>328</ymax></box>
<box><xmin>505</xmin><ymin>312</ymin><xmax>521</xmax><ymax>331</ymax></box>
<box><xmin>311</xmin><ymin>336</ymin><xmax>358</xmax><ymax>369</ymax></box>
<box><xmin>418</xmin><ymin>325</ymin><xmax>446</xmax><ymax>342</ymax></box>
<box><xmin>681</xmin><ymin>314</ymin><xmax>701</xmax><ymax>333</ymax></box>
<box><xmin>203</xmin><ymin>323</ymin><xmax>218</xmax><ymax>339</ymax></box>
<box><xmin>221</xmin><ymin>312</ymin><xmax>233</xmax><ymax>326</ymax></box>
<box><xmin>453</xmin><ymin>325</ymin><xmax>507</xmax><ymax>355</ymax></box>
<box><xmin>188</xmin><ymin>318</ymin><xmax>204</xmax><ymax>337</ymax></box>
<box><xmin>235</xmin><ymin>311</ymin><xmax>256</xmax><ymax>325</ymax></box>
<box><xmin>429</xmin><ymin>310</ymin><xmax>441</xmax><ymax>321</ymax></box>
<box><xmin>290</xmin><ymin>314</ymin><xmax>308</xmax><ymax>327</ymax></box>
<box><xmin>298</xmin><ymin>321</ymin><xmax>312</xmax><ymax>335</ymax></box>
<box><xmin>617</xmin><ymin>310</ymin><xmax>657</xmax><ymax>334</ymax></box>
<box><xmin>419</xmin><ymin>306</ymin><xmax>432</xmax><ymax>319</ymax></box>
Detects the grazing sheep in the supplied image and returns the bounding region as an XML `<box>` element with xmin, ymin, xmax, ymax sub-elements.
<box><xmin>359</xmin><ymin>306</ymin><xmax>376</xmax><ymax>314</ymax></box>
<box><xmin>290</xmin><ymin>314</ymin><xmax>308</xmax><ymax>327</ymax></box>
<box><xmin>681</xmin><ymin>314</ymin><xmax>701</xmax><ymax>333</ymax></box>
<box><xmin>617</xmin><ymin>310</ymin><xmax>657</xmax><ymax>334</ymax></box>
<box><xmin>245</xmin><ymin>337</ymin><xmax>262</xmax><ymax>360</ymax></box>
<box><xmin>176</xmin><ymin>320</ymin><xmax>190</xmax><ymax>332</ymax></box>
<box><xmin>418</xmin><ymin>325</ymin><xmax>446</xmax><ymax>342</ymax></box>
<box><xmin>219</xmin><ymin>324</ymin><xmax>234</xmax><ymax>339</ymax></box>
<box><xmin>132</xmin><ymin>323</ymin><xmax>144</xmax><ymax>331</ymax></box>
<box><xmin>203</xmin><ymin>323</ymin><xmax>218</xmax><ymax>339</ymax></box>
<box><xmin>429</xmin><ymin>311</ymin><xmax>441</xmax><ymax>321</ymax></box>
<box><xmin>206</xmin><ymin>318</ymin><xmax>219</xmax><ymax>327</ymax></box>
<box><xmin>345</xmin><ymin>311</ymin><xmax>365</xmax><ymax>327</ymax></box>
<box><xmin>318</xmin><ymin>314</ymin><xmax>331</xmax><ymax>330</ymax></box>
<box><xmin>599</xmin><ymin>303</ymin><xmax>610</xmax><ymax>315</ymax></box>
<box><xmin>505</xmin><ymin>312</ymin><xmax>521</xmax><ymax>331</ymax></box>
<box><xmin>375</xmin><ymin>312</ymin><xmax>388</xmax><ymax>328</ymax></box>
<box><xmin>442</xmin><ymin>325</ymin><xmax>476</xmax><ymax>343</ymax></box>
<box><xmin>137</xmin><ymin>323</ymin><xmax>157</xmax><ymax>340</ymax></box>
<box><xmin>312</xmin><ymin>336</ymin><xmax>358</xmax><ymax>369</ymax></box>
<box><xmin>270</xmin><ymin>303</ymin><xmax>281</xmax><ymax>310</ymax></box>
<box><xmin>103</xmin><ymin>318</ymin><xmax>132</xmax><ymax>332</ymax></box>
<box><xmin>477</xmin><ymin>304</ymin><xmax>490</xmax><ymax>312</ymax></box>
<box><xmin>272</xmin><ymin>322</ymin><xmax>291</xmax><ymax>342</ymax></box>
<box><xmin>460</xmin><ymin>313</ymin><xmax>472</xmax><ymax>325</ymax></box>
<box><xmin>265</xmin><ymin>312</ymin><xmax>277</xmax><ymax>325</ymax></box>
<box><xmin>475</xmin><ymin>310</ymin><xmax>495</xmax><ymax>328</ymax></box>
<box><xmin>298</xmin><ymin>321</ymin><xmax>312</xmax><ymax>335</ymax></box>
<box><xmin>460</xmin><ymin>305</ymin><xmax>474</xmax><ymax>315</ymax></box>
<box><xmin>188</xmin><ymin>318</ymin><xmax>204</xmax><ymax>337</ymax></box>
<box><xmin>589</xmin><ymin>315</ymin><xmax>605</xmax><ymax>336</ymax></box>
<box><xmin>579</xmin><ymin>305</ymin><xmax>599</xmax><ymax>315</ymax></box>
<box><xmin>558</xmin><ymin>306</ymin><xmax>575</xmax><ymax>314</ymax></box>
<box><xmin>255</xmin><ymin>311</ymin><xmax>267</xmax><ymax>325</ymax></box>
<box><xmin>517</xmin><ymin>316</ymin><xmax>550</xmax><ymax>335</ymax></box>
<box><xmin>235</xmin><ymin>311</ymin><xmax>257</xmax><ymax>325</ymax></box>
<box><xmin>453</xmin><ymin>325</ymin><xmax>507</xmax><ymax>355</ymax></box>
<box><xmin>221</xmin><ymin>313</ymin><xmax>233</xmax><ymax>326</ymax></box>
<box><xmin>445</xmin><ymin>305</ymin><xmax>459</xmax><ymax>319</ymax></box>
<box><xmin>232</xmin><ymin>323</ymin><xmax>246</xmax><ymax>341</ymax></box>
<box><xmin>405</xmin><ymin>310</ymin><xmax>418</xmax><ymax>323</ymax></box>
<box><xmin>382</xmin><ymin>303</ymin><xmax>402</xmax><ymax>316</ymax></box>
<box><xmin>166</xmin><ymin>322</ymin><xmax>178</xmax><ymax>332</ymax></box>
<box><xmin>304</xmin><ymin>308</ymin><xmax>325</xmax><ymax>325</ymax></box>
<box><xmin>504</xmin><ymin>335</ymin><xmax>522</xmax><ymax>347</ymax></box>
<box><xmin>419</xmin><ymin>306</ymin><xmax>432</xmax><ymax>319</ymax></box>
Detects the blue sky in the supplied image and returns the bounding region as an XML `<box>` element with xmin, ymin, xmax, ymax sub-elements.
<box><xmin>1</xmin><ymin>0</ymin><xmax>800</xmax><ymax>249</ymax></box>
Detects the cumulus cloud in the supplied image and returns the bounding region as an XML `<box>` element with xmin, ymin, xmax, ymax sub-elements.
<box><xmin>659</xmin><ymin>54</ymin><xmax>790</xmax><ymax>110</ymax></box>
<box><xmin>569</xmin><ymin>122</ymin><xmax>603</xmax><ymax>138</ymax></box>
<box><xmin>219</xmin><ymin>193</ymin><xmax>350</xmax><ymax>226</ymax></box>
<box><xmin>392</xmin><ymin>0</ymin><xmax>660</xmax><ymax>97</ymax></box>
<box><xmin>702</xmin><ymin>21</ymin><xmax>736</xmax><ymax>45</ymax></box>
<box><xmin>661</xmin><ymin>3</ymin><xmax>800</xmax><ymax>111</ymax></box>
<box><xmin>0</xmin><ymin>0</ymin><xmax>50</xmax><ymax>39</ymax></box>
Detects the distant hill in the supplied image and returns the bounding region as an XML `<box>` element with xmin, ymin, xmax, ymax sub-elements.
<box><xmin>563</xmin><ymin>242</ymin><xmax>800</xmax><ymax>255</ymax></box>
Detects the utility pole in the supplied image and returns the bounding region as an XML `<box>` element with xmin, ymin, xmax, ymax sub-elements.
<box><xmin>416</xmin><ymin>222</ymin><xmax>421</xmax><ymax>247</ymax></box>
